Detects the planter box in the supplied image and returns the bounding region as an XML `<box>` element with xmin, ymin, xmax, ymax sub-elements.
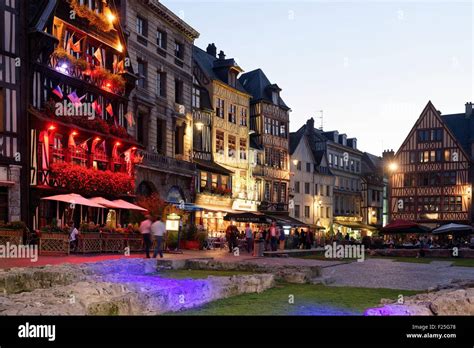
<box><xmin>101</xmin><ymin>233</ymin><xmax>125</xmax><ymax>253</ymax></box>
<box><xmin>0</xmin><ymin>230</ymin><xmax>23</xmax><ymax>246</ymax></box>
<box><xmin>126</xmin><ymin>235</ymin><xmax>143</xmax><ymax>252</ymax></box>
<box><xmin>77</xmin><ymin>233</ymin><xmax>102</xmax><ymax>254</ymax></box>
<box><xmin>39</xmin><ymin>233</ymin><xmax>69</xmax><ymax>256</ymax></box>
<box><xmin>179</xmin><ymin>240</ymin><xmax>200</xmax><ymax>250</ymax></box>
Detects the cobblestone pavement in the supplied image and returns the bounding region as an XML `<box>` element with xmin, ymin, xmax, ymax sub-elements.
<box><xmin>320</xmin><ymin>258</ymin><xmax>474</xmax><ymax>290</ymax></box>
<box><xmin>2</xmin><ymin>249</ymin><xmax>473</xmax><ymax>291</ymax></box>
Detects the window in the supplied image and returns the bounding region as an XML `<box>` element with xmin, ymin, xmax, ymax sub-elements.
<box><xmin>264</xmin><ymin>182</ymin><xmax>271</xmax><ymax>201</ymax></box>
<box><xmin>306</xmin><ymin>162</ymin><xmax>311</xmax><ymax>172</ymax></box>
<box><xmin>304</xmin><ymin>206</ymin><xmax>310</xmax><ymax>218</ymax></box>
<box><xmin>200</xmin><ymin>171</ymin><xmax>208</xmax><ymax>191</ymax></box>
<box><xmin>220</xmin><ymin>176</ymin><xmax>228</xmax><ymax>190</ymax></box>
<box><xmin>216</xmin><ymin>131</ymin><xmax>224</xmax><ymax>154</ymax></box>
<box><xmin>418</xmin><ymin>129</ymin><xmax>443</xmax><ymax>142</ymax></box>
<box><xmin>409</xmin><ymin>152</ymin><xmax>417</xmax><ymax>164</ymax></box>
<box><xmin>239</xmin><ymin>139</ymin><xmax>247</xmax><ymax>160</ymax></box>
<box><xmin>296</xmin><ymin>161</ymin><xmax>301</xmax><ymax>171</ymax></box>
<box><xmin>192</xmin><ymin>86</ymin><xmax>201</xmax><ymax>108</ymax></box>
<box><xmin>294</xmin><ymin>181</ymin><xmax>300</xmax><ymax>194</ymax></box>
<box><xmin>334</xmin><ymin>155</ymin><xmax>338</xmax><ymax>167</ymax></box>
<box><xmin>417</xmin><ymin>196</ymin><xmax>441</xmax><ymax>213</ymax></box>
<box><xmin>280</xmin><ymin>183</ymin><xmax>287</xmax><ymax>203</ymax></box>
<box><xmin>264</xmin><ymin>117</ymin><xmax>271</xmax><ymax>134</ymax></box>
<box><xmin>228</xmin><ymin>104</ymin><xmax>237</xmax><ymax>123</ymax></box>
<box><xmin>156</xmin><ymin>29</ymin><xmax>167</xmax><ymax>50</ymax></box>
<box><xmin>211</xmin><ymin>174</ymin><xmax>218</xmax><ymax>189</ymax></box>
<box><xmin>404</xmin><ymin>173</ymin><xmax>416</xmax><ymax>187</ymax></box>
<box><xmin>355</xmin><ymin>161</ymin><xmax>360</xmax><ymax>173</ymax></box>
<box><xmin>314</xmin><ymin>184</ymin><xmax>318</xmax><ymax>196</ymax></box>
<box><xmin>0</xmin><ymin>187</ymin><xmax>8</xmax><ymax>223</ymax></box>
<box><xmin>174</xmin><ymin>79</ymin><xmax>183</xmax><ymax>104</ymax></box>
<box><xmin>399</xmin><ymin>197</ymin><xmax>415</xmax><ymax>212</ymax></box>
<box><xmin>229</xmin><ymin>72</ymin><xmax>237</xmax><ymax>87</ymax></box>
<box><xmin>294</xmin><ymin>205</ymin><xmax>300</xmax><ymax>218</ymax></box>
<box><xmin>136</xmin><ymin>16</ymin><xmax>147</xmax><ymax>36</ymax></box>
<box><xmin>228</xmin><ymin>135</ymin><xmax>236</xmax><ymax>158</ymax></box>
<box><xmin>443</xmin><ymin>171</ymin><xmax>457</xmax><ymax>185</ymax></box>
<box><xmin>326</xmin><ymin>207</ymin><xmax>330</xmax><ymax>218</ymax></box>
<box><xmin>304</xmin><ymin>182</ymin><xmax>310</xmax><ymax>195</ymax></box>
<box><xmin>174</xmin><ymin>41</ymin><xmax>184</xmax><ymax>60</ymax></box>
<box><xmin>137</xmin><ymin>60</ymin><xmax>147</xmax><ymax>88</ymax></box>
<box><xmin>272</xmin><ymin>183</ymin><xmax>279</xmax><ymax>203</ymax></box>
<box><xmin>240</xmin><ymin>108</ymin><xmax>247</xmax><ymax>126</ymax></box>
<box><xmin>272</xmin><ymin>91</ymin><xmax>278</xmax><ymax>105</ymax></box>
<box><xmin>350</xmin><ymin>160</ymin><xmax>355</xmax><ymax>172</ymax></box>
<box><xmin>328</xmin><ymin>154</ymin><xmax>333</xmax><ymax>166</ymax></box>
<box><xmin>279</xmin><ymin>122</ymin><xmax>287</xmax><ymax>138</ymax></box>
<box><xmin>443</xmin><ymin>196</ymin><xmax>462</xmax><ymax>212</ymax></box>
<box><xmin>157</xmin><ymin>72</ymin><xmax>166</xmax><ymax>97</ymax></box>
<box><xmin>216</xmin><ymin>98</ymin><xmax>225</xmax><ymax>118</ymax></box>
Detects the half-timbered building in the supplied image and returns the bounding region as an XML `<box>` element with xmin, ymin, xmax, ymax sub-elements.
<box><xmin>240</xmin><ymin>69</ymin><xmax>291</xmax><ymax>215</ymax></box>
<box><xmin>390</xmin><ymin>101</ymin><xmax>472</xmax><ymax>226</ymax></box>
<box><xmin>28</xmin><ymin>0</ymin><xmax>138</xmax><ymax>229</ymax></box>
<box><xmin>0</xmin><ymin>0</ymin><xmax>25</xmax><ymax>223</ymax></box>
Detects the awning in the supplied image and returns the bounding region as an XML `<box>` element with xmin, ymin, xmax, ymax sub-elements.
<box><xmin>432</xmin><ymin>223</ymin><xmax>473</xmax><ymax>235</ymax></box>
<box><xmin>89</xmin><ymin>197</ymin><xmax>124</xmax><ymax>209</ymax></box>
<box><xmin>111</xmin><ymin>199</ymin><xmax>148</xmax><ymax>212</ymax></box>
<box><xmin>334</xmin><ymin>221</ymin><xmax>378</xmax><ymax>231</ymax></box>
<box><xmin>41</xmin><ymin>193</ymin><xmax>104</xmax><ymax>208</ymax></box>
<box><xmin>195</xmin><ymin>204</ymin><xmax>237</xmax><ymax>214</ymax></box>
<box><xmin>194</xmin><ymin>159</ymin><xmax>234</xmax><ymax>176</ymax></box>
<box><xmin>224</xmin><ymin>212</ymin><xmax>272</xmax><ymax>223</ymax></box>
<box><xmin>380</xmin><ymin>220</ymin><xmax>431</xmax><ymax>234</ymax></box>
<box><xmin>267</xmin><ymin>215</ymin><xmax>310</xmax><ymax>228</ymax></box>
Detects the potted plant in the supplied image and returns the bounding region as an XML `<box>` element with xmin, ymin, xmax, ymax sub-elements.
<box><xmin>0</xmin><ymin>221</ymin><xmax>27</xmax><ymax>246</ymax></box>
<box><xmin>39</xmin><ymin>220</ymin><xmax>69</xmax><ymax>255</ymax></box>
<box><xmin>179</xmin><ymin>224</ymin><xmax>200</xmax><ymax>250</ymax></box>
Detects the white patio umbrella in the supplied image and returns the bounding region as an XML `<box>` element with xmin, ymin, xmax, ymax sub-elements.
<box><xmin>111</xmin><ymin>199</ymin><xmax>148</xmax><ymax>212</ymax></box>
<box><xmin>432</xmin><ymin>223</ymin><xmax>473</xmax><ymax>234</ymax></box>
<box><xmin>90</xmin><ymin>197</ymin><xmax>124</xmax><ymax>224</ymax></box>
<box><xmin>42</xmin><ymin>193</ymin><xmax>105</xmax><ymax>224</ymax></box>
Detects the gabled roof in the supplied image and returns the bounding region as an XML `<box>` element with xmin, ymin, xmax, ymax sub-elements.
<box><xmin>395</xmin><ymin>101</ymin><xmax>472</xmax><ymax>161</ymax></box>
<box><xmin>193</xmin><ymin>45</ymin><xmax>248</xmax><ymax>94</ymax></box>
<box><xmin>290</xmin><ymin>122</ymin><xmax>332</xmax><ymax>175</ymax></box>
<box><xmin>441</xmin><ymin>113</ymin><xmax>474</xmax><ymax>157</ymax></box>
<box><xmin>362</xmin><ymin>152</ymin><xmax>382</xmax><ymax>174</ymax></box>
<box><xmin>239</xmin><ymin>69</ymin><xmax>290</xmax><ymax>110</ymax></box>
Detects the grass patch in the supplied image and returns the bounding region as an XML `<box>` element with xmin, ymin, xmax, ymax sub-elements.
<box><xmin>169</xmin><ymin>283</ymin><xmax>420</xmax><ymax>316</ymax></box>
<box><xmin>159</xmin><ymin>270</ymin><xmax>257</xmax><ymax>279</ymax></box>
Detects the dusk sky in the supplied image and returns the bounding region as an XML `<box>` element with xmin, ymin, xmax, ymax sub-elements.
<box><xmin>163</xmin><ymin>0</ymin><xmax>473</xmax><ymax>156</ymax></box>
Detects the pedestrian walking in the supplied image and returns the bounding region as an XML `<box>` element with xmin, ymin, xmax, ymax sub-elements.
<box><xmin>245</xmin><ymin>223</ymin><xmax>253</xmax><ymax>253</ymax></box>
<box><xmin>139</xmin><ymin>215</ymin><xmax>153</xmax><ymax>258</ymax></box>
<box><xmin>269</xmin><ymin>222</ymin><xmax>278</xmax><ymax>251</ymax></box>
<box><xmin>279</xmin><ymin>228</ymin><xmax>286</xmax><ymax>250</ymax></box>
<box><xmin>151</xmin><ymin>216</ymin><xmax>166</xmax><ymax>258</ymax></box>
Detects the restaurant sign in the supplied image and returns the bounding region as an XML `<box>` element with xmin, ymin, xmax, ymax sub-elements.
<box><xmin>232</xmin><ymin>199</ymin><xmax>258</xmax><ymax>212</ymax></box>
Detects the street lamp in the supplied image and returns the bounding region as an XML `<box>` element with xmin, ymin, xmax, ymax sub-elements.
<box><xmin>387</xmin><ymin>162</ymin><xmax>398</xmax><ymax>172</ymax></box>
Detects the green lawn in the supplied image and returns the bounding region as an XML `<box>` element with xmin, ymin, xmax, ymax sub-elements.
<box><xmin>169</xmin><ymin>283</ymin><xmax>420</xmax><ymax>316</ymax></box>
<box><xmin>159</xmin><ymin>270</ymin><xmax>257</xmax><ymax>279</ymax></box>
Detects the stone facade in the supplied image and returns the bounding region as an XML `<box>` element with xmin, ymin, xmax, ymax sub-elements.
<box><xmin>119</xmin><ymin>0</ymin><xmax>199</xmax><ymax>201</ymax></box>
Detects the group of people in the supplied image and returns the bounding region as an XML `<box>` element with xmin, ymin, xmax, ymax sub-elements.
<box><xmin>139</xmin><ymin>215</ymin><xmax>167</xmax><ymax>258</ymax></box>
<box><xmin>291</xmin><ymin>229</ymin><xmax>315</xmax><ymax>249</ymax></box>
<box><xmin>225</xmin><ymin>222</ymin><xmax>286</xmax><ymax>255</ymax></box>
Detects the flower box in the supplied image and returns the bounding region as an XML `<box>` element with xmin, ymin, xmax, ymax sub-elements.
<box><xmin>76</xmin><ymin>233</ymin><xmax>102</xmax><ymax>254</ymax></box>
<box><xmin>0</xmin><ymin>229</ymin><xmax>23</xmax><ymax>246</ymax></box>
<box><xmin>101</xmin><ymin>233</ymin><xmax>125</xmax><ymax>253</ymax></box>
<box><xmin>39</xmin><ymin>233</ymin><xmax>69</xmax><ymax>256</ymax></box>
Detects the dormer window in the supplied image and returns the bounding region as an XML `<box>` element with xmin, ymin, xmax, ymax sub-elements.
<box><xmin>229</xmin><ymin>71</ymin><xmax>237</xmax><ymax>87</ymax></box>
<box><xmin>272</xmin><ymin>91</ymin><xmax>278</xmax><ymax>105</ymax></box>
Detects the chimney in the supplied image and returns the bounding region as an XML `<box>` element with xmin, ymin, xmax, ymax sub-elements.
<box><xmin>218</xmin><ymin>50</ymin><xmax>226</xmax><ymax>60</ymax></box>
<box><xmin>206</xmin><ymin>43</ymin><xmax>217</xmax><ymax>58</ymax></box>
<box><xmin>306</xmin><ymin>118</ymin><xmax>315</xmax><ymax>132</ymax></box>
<box><xmin>465</xmin><ymin>102</ymin><xmax>473</xmax><ymax>118</ymax></box>
<box><xmin>382</xmin><ymin>149</ymin><xmax>395</xmax><ymax>163</ymax></box>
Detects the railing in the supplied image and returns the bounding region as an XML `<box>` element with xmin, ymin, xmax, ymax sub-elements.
<box><xmin>139</xmin><ymin>151</ymin><xmax>196</xmax><ymax>174</ymax></box>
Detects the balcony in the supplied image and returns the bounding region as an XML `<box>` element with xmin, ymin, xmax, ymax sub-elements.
<box><xmin>139</xmin><ymin>151</ymin><xmax>196</xmax><ymax>177</ymax></box>
<box><xmin>253</xmin><ymin>164</ymin><xmax>290</xmax><ymax>181</ymax></box>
